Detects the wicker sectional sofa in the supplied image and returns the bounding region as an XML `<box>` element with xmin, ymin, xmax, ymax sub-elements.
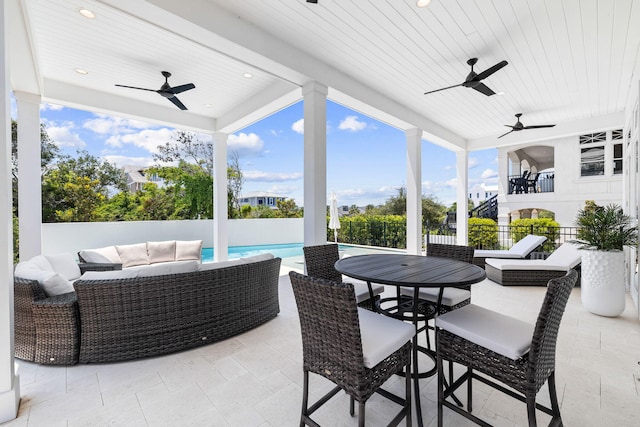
<box><xmin>14</xmin><ymin>254</ymin><xmax>282</xmax><ymax>365</ymax></box>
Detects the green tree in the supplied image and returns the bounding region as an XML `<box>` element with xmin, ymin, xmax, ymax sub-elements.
<box><xmin>468</xmin><ymin>217</ymin><xmax>499</xmax><ymax>249</ymax></box>
<box><xmin>348</xmin><ymin>204</ymin><xmax>361</xmax><ymax>215</ymax></box>
<box><xmin>275</xmin><ymin>198</ymin><xmax>302</xmax><ymax>218</ymax></box>
<box><xmin>149</xmin><ymin>162</ymin><xmax>213</xmax><ymax>219</ymax></box>
<box><xmin>378</xmin><ymin>187</ymin><xmax>406</xmax><ymax>215</ymax></box>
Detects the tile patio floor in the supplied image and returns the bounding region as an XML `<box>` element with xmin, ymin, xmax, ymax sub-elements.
<box><xmin>3</xmin><ymin>262</ymin><xmax>640</xmax><ymax>426</ymax></box>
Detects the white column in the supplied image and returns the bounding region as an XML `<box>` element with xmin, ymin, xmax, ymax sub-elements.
<box><xmin>14</xmin><ymin>91</ymin><xmax>42</xmax><ymax>260</ymax></box>
<box><xmin>497</xmin><ymin>150</ymin><xmax>510</xmax><ymax>227</ymax></box>
<box><xmin>0</xmin><ymin>1</ymin><xmax>20</xmax><ymax>422</ymax></box>
<box><xmin>406</xmin><ymin>129</ymin><xmax>422</xmax><ymax>255</ymax></box>
<box><xmin>302</xmin><ymin>82</ymin><xmax>328</xmax><ymax>246</ymax></box>
<box><xmin>213</xmin><ymin>132</ymin><xmax>228</xmax><ymax>262</ymax></box>
<box><xmin>455</xmin><ymin>151</ymin><xmax>469</xmax><ymax>245</ymax></box>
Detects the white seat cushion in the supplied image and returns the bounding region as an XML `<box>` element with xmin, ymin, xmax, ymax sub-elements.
<box><xmin>436</xmin><ymin>304</ymin><xmax>534</xmax><ymax>360</ymax></box>
<box><xmin>358</xmin><ymin>308</ymin><xmax>415</xmax><ymax>368</ymax></box>
<box><xmin>400</xmin><ymin>286</ymin><xmax>470</xmax><ymax>306</ymax></box>
<box><xmin>485</xmin><ymin>243</ymin><xmax>581</xmax><ymax>271</ymax></box>
<box><xmin>474</xmin><ymin>235</ymin><xmax>547</xmax><ymax>259</ymax></box>
<box><xmin>347</xmin><ymin>277</ymin><xmax>384</xmax><ymax>304</ymax></box>
<box><xmin>45</xmin><ymin>252</ymin><xmax>81</xmax><ymax>281</ymax></box>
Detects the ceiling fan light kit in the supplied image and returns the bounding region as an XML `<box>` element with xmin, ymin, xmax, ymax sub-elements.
<box><xmin>115</xmin><ymin>71</ymin><xmax>195</xmax><ymax>110</ymax></box>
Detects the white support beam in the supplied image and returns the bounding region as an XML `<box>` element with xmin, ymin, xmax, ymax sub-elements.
<box><xmin>15</xmin><ymin>91</ymin><xmax>42</xmax><ymax>260</ymax></box>
<box><xmin>456</xmin><ymin>151</ymin><xmax>469</xmax><ymax>246</ymax></box>
<box><xmin>0</xmin><ymin>1</ymin><xmax>20</xmax><ymax>422</ymax></box>
<box><xmin>302</xmin><ymin>82</ymin><xmax>328</xmax><ymax>246</ymax></box>
<box><xmin>213</xmin><ymin>132</ymin><xmax>228</xmax><ymax>262</ymax></box>
<box><xmin>406</xmin><ymin>129</ymin><xmax>422</xmax><ymax>255</ymax></box>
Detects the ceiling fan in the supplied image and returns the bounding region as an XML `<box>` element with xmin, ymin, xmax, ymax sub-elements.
<box><xmin>424</xmin><ymin>58</ymin><xmax>508</xmax><ymax>96</ymax></box>
<box><xmin>498</xmin><ymin>113</ymin><xmax>556</xmax><ymax>138</ymax></box>
<box><xmin>115</xmin><ymin>71</ymin><xmax>195</xmax><ymax>110</ymax></box>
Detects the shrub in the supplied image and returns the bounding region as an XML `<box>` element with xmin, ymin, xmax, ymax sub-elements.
<box><xmin>468</xmin><ymin>217</ymin><xmax>498</xmax><ymax>249</ymax></box>
<box><xmin>510</xmin><ymin>217</ymin><xmax>560</xmax><ymax>252</ymax></box>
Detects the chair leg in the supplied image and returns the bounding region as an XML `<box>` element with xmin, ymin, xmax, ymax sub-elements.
<box><xmin>548</xmin><ymin>372</ymin><xmax>563</xmax><ymax>426</ymax></box>
<box><xmin>437</xmin><ymin>352</ymin><xmax>444</xmax><ymax>427</ymax></box>
<box><xmin>300</xmin><ymin>370</ymin><xmax>309</xmax><ymax>427</ymax></box>
<box><xmin>405</xmin><ymin>357</ymin><xmax>412</xmax><ymax>427</ymax></box>
<box><xmin>350</xmin><ymin>396</ymin><xmax>355</xmax><ymax>416</ymax></box>
<box><xmin>526</xmin><ymin>394</ymin><xmax>537</xmax><ymax>427</ymax></box>
<box><xmin>467</xmin><ymin>367</ymin><xmax>473</xmax><ymax>413</ymax></box>
<box><xmin>358</xmin><ymin>401</ymin><xmax>365</xmax><ymax>427</ymax></box>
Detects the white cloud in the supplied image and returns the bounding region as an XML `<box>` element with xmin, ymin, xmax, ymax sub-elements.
<box><xmin>480</xmin><ymin>168</ymin><xmax>498</xmax><ymax>179</ymax></box>
<box><xmin>105</xmin><ymin>128</ymin><xmax>174</xmax><ymax>152</ymax></box>
<box><xmin>228</xmin><ymin>132</ymin><xmax>265</xmax><ymax>157</ymax></box>
<box><xmin>40</xmin><ymin>103</ymin><xmax>64</xmax><ymax>112</ymax></box>
<box><xmin>291</xmin><ymin>118</ymin><xmax>304</xmax><ymax>134</ymax></box>
<box><xmin>47</xmin><ymin>126</ymin><xmax>86</xmax><ymax>149</ymax></box>
<box><xmin>243</xmin><ymin>170</ymin><xmax>303</xmax><ymax>182</ymax></box>
<box><xmin>338</xmin><ymin>115</ymin><xmax>367</xmax><ymax>132</ymax></box>
<box><xmin>103</xmin><ymin>155</ymin><xmax>155</xmax><ymax>168</ymax></box>
<box><xmin>468</xmin><ymin>157</ymin><xmax>480</xmax><ymax>169</ymax></box>
<box><xmin>83</xmin><ymin>114</ymin><xmax>157</xmax><ymax>135</ymax></box>
<box><xmin>269</xmin><ymin>129</ymin><xmax>282</xmax><ymax>136</ymax></box>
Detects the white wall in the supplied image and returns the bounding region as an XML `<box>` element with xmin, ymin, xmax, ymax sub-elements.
<box><xmin>499</xmin><ymin>134</ymin><xmax>623</xmax><ymax>227</ymax></box>
<box><xmin>41</xmin><ymin>218</ymin><xmax>304</xmax><ymax>256</ymax></box>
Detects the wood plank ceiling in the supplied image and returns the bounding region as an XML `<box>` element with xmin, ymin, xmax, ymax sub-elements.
<box><xmin>12</xmin><ymin>0</ymin><xmax>640</xmax><ymax>146</ymax></box>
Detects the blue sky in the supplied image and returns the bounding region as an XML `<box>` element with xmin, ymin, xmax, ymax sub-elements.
<box><xmin>12</xmin><ymin>97</ymin><xmax>498</xmax><ymax>207</ymax></box>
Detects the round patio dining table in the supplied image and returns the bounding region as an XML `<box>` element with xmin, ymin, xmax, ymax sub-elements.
<box><xmin>335</xmin><ymin>253</ymin><xmax>486</xmax><ymax>427</ymax></box>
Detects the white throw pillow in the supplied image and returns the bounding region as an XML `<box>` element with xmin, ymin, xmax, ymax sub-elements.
<box><xmin>175</xmin><ymin>240</ymin><xmax>203</xmax><ymax>261</ymax></box>
<box><xmin>14</xmin><ymin>261</ymin><xmax>43</xmax><ymax>276</ymax></box>
<box><xmin>116</xmin><ymin>243</ymin><xmax>150</xmax><ymax>268</ymax></box>
<box><xmin>16</xmin><ymin>269</ymin><xmax>74</xmax><ymax>297</ymax></box>
<box><xmin>29</xmin><ymin>255</ymin><xmax>55</xmax><ymax>272</ymax></box>
<box><xmin>45</xmin><ymin>252</ymin><xmax>82</xmax><ymax>281</ymax></box>
<box><xmin>147</xmin><ymin>241</ymin><xmax>176</xmax><ymax>264</ymax></box>
<box><xmin>79</xmin><ymin>246</ymin><xmax>122</xmax><ymax>264</ymax></box>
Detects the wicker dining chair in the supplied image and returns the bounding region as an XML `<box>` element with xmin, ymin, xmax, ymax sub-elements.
<box><xmin>303</xmin><ymin>243</ymin><xmax>384</xmax><ymax>311</ymax></box>
<box><xmin>289</xmin><ymin>271</ymin><xmax>413</xmax><ymax>427</ymax></box>
<box><xmin>436</xmin><ymin>269</ymin><xmax>578</xmax><ymax>427</ymax></box>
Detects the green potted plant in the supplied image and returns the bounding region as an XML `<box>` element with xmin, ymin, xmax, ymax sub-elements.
<box><xmin>574</xmin><ymin>201</ymin><xmax>638</xmax><ymax>317</ymax></box>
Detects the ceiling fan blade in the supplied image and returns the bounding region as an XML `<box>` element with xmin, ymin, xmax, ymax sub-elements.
<box><xmin>471</xmin><ymin>82</ymin><xmax>495</xmax><ymax>96</ymax></box>
<box><xmin>475</xmin><ymin>60</ymin><xmax>508</xmax><ymax>81</ymax></box>
<box><xmin>424</xmin><ymin>83</ymin><xmax>463</xmax><ymax>95</ymax></box>
<box><xmin>168</xmin><ymin>95</ymin><xmax>188</xmax><ymax>110</ymax></box>
<box><xmin>504</xmin><ymin>125</ymin><xmax>515</xmax><ymax>129</ymax></box>
<box><xmin>498</xmin><ymin>129</ymin><xmax>514</xmax><ymax>138</ymax></box>
<box><xmin>114</xmin><ymin>84</ymin><xmax>156</xmax><ymax>92</ymax></box>
<box><xmin>523</xmin><ymin>124</ymin><xmax>556</xmax><ymax>129</ymax></box>
<box><xmin>169</xmin><ymin>83</ymin><xmax>195</xmax><ymax>95</ymax></box>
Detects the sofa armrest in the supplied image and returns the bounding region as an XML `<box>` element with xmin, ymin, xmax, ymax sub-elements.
<box><xmin>31</xmin><ymin>291</ymin><xmax>79</xmax><ymax>364</ymax></box>
<box><xmin>79</xmin><ymin>262</ymin><xmax>123</xmax><ymax>274</ymax></box>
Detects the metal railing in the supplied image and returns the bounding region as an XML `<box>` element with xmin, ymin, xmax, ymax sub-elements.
<box><xmin>425</xmin><ymin>222</ymin><xmax>577</xmax><ymax>252</ymax></box>
<box><xmin>329</xmin><ymin>219</ymin><xmax>407</xmax><ymax>249</ymax></box>
<box><xmin>507</xmin><ymin>171</ymin><xmax>555</xmax><ymax>194</ymax></box>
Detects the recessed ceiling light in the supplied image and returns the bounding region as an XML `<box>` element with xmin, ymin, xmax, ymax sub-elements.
<box><xmin>74</xmin><ymin>68</ymin><xmax>88</xmax><ymax>75</ymax></box>
<box><xmin>416</xmin><ymin>0</ymin><xmax>432</xmax><ymax>7</ymax></box>
<box><xmin>79</xmin><ymin>8</ymin><xmax>95</xmax><ymax>19</ymax></box>
<box><xmin>243</xmin><ymin>73</ymin><xmax>253</xmax><ymax>79</ymax></box>
<box><xmin>204</xmin><ymin>103</ymin><xmax>213</xmax><ymax>108</ymax></box>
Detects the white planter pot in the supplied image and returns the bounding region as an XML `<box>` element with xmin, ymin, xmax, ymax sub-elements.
<box><xmin>580</xmin><ymin>250</ymin><xmax>625</xmax><ymax>317</ymax></box>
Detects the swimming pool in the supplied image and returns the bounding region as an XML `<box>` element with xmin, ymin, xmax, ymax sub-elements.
<box><xmin>202</xmin><ymin>242</ymin><xmax>312</xmax><ymax>262</ymax></box>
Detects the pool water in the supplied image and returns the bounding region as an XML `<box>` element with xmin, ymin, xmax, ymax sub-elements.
<box><xmin>202</xmin><ymin>242</ymin><xmax>327</xmax><ymax>262</ymax></box>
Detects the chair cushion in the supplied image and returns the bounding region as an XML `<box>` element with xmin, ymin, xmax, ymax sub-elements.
<box><xmin>175</xmin><ymin>240</ymin><xmax>203</xmax><ymax>261</ymax></box>
<box><xmin>116</xmin><ymin>243</ymin><xmax>151</xmax><ymax>268</ymax></box>
<box><xmin>147</xmin><ymin>241</ymin><xmax>176</xmax><ymax>264</ymax></box>
<box><xmin>79</xmin><ymin>246</ymin><xmax>122</xmax><ymax>264</ymax></box>
<box><xmin>436</xmin><ymin>304</ymin><xmax>534</xmax><ymax>360</ymax></box>
<box><xmin>474</xmin><ymin>234</ymin><xmax>546</xmax><ymax>259</ymax></box>
<box><xmin>27</xmin><ymin>255</ymin><xmax>55</xmax><ymax>272</ymax></box>
<box><xmin>16</xmin><ymin>269</ymin><xmax>74</xmax><ymax>297</ymax></box>
<box><xmin>358</xmin><ymin>308</ymin><xmax>414</xmax><ymax>368</ymax></box>
<box><xmin>346</xmin><ymin>277</ymin><xmax>384</xmax><ymax>304</ymax></box>
<box><xmin>400</xmin><ymin>286</ymin><xmax>470</xmax><ymax>306</ymax></box>
<box><xmin>80</xmin><ymin>260</ymin><xmax>199</xmax><ymax>280</ymax></box>
<box><xmin>45</xmin><ymin>252</ymin><xmax>81</xmax><ymax>281</ymax></box>
<box><xmin>485</xmin><ymin>243</ymin><xmax>581</xmax><ymax>272</ymax></box>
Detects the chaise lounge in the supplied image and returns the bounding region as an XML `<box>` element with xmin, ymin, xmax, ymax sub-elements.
<box><xmin>473</xmin><ymin>234</ymin><xmax>547</xmax><ymax>268</ymax></box>
<box><xmin>484</xmin><ymin>242</ymin><xmax>581</xmax><ymax>286</ymax></box>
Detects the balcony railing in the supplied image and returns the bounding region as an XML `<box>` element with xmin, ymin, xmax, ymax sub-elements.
<box><xmin>507</xmin><ymin>171</ymin><xmax>555</xmax><ymax>194</ymax></box>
